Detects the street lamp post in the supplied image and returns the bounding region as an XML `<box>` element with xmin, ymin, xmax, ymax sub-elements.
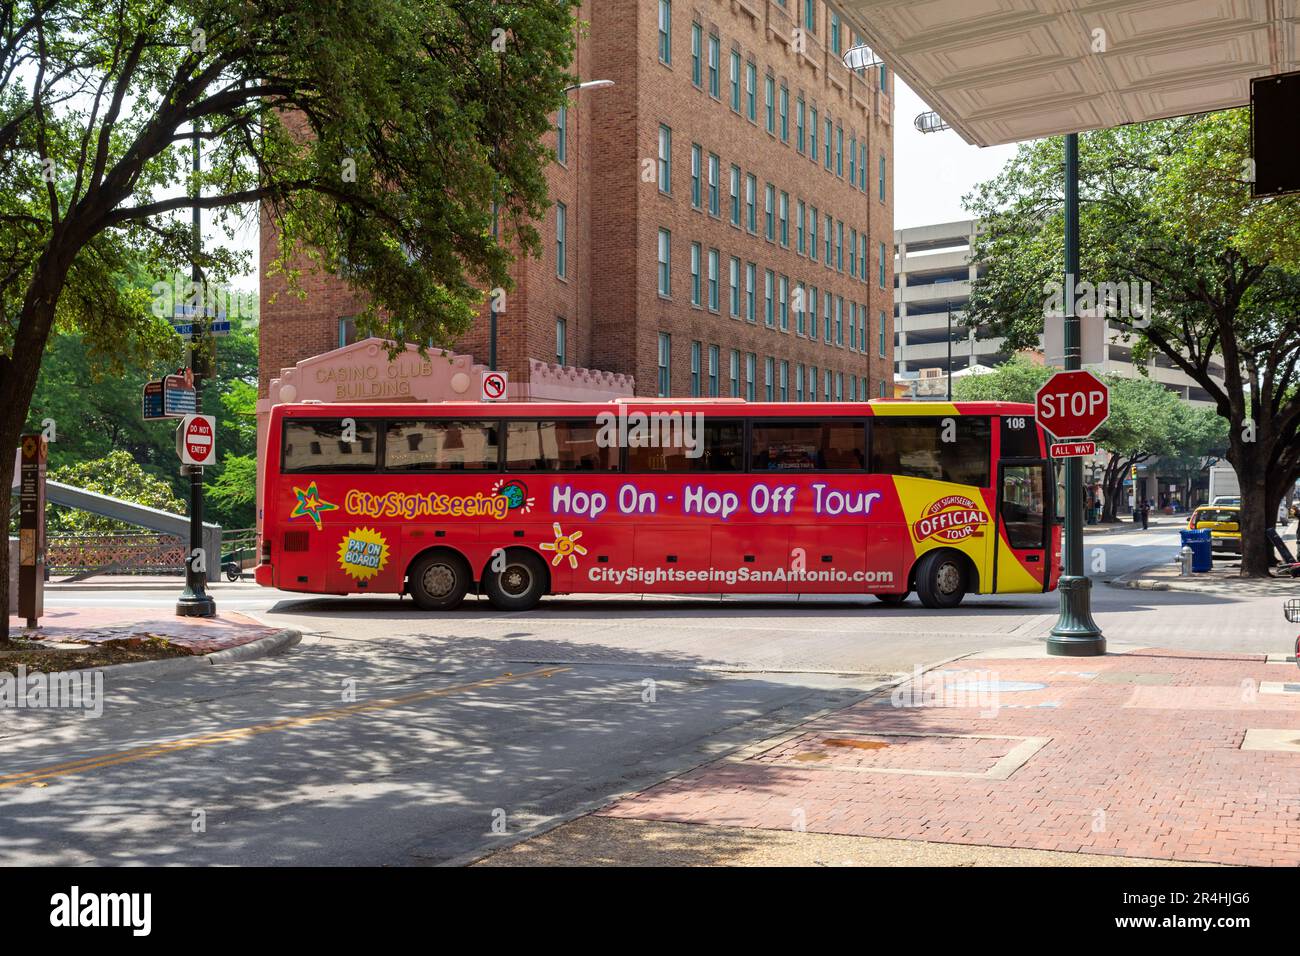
<box><xmin>487</xmin><ymin>79</ymin><xmax>613</xmax><ymax>372</ymax></box>
<box><xmin>1047</xmin><ymin>132</ymin><xmax>1104</xmax><ymax>656</ymax></box>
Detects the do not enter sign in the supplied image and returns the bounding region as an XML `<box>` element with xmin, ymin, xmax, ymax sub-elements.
<box><xmin>177</xmin><ymin>414</ymin><xmax>216</xmax><ymax>466</ymax></box>
<box><xmin>1035</xmin><ymin>370</ymin><xmax>1109</xmax><ymax>440</ymax></box>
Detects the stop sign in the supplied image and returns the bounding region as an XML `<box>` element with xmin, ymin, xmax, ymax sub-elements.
<box><xmin>1035</xmin><ymin>370</ymin><xmax>1109</xmax><ymax>439</ymax></box>
<box><xmin>178</xmin><ymin>414</ymin><xmax>216</xmax><ymax>466</ymax></box>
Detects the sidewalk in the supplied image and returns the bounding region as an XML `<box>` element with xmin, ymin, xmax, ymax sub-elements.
<box><xmin>479</xmin><ymin>646</ymin><xmax>1300</xmax><ymax>867</ymax></box>
<box><xmin>7</xmin><ymin>606</ymin><xmax>283</xmax><ymax>655</ymax></box>
<box><xmin>1114</xmin><ymin>560</ymin><xmax>1300</xmax><ymax>598</ymax></box>
<box><xmin>43</xmin><ymin>574</ymin><xmax>256</xmax><ymax>591</ymax></box>
<box><xmin>1082</xmin><ymin>517</ymin><xmax>1167</xmax><ymax>536</ymax></box>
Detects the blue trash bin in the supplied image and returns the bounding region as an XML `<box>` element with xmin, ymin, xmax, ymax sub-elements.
<box><xmin>1180</xmin><ymin>529</ymin><xmax>1212</xmax><ymax>572</ymax></box>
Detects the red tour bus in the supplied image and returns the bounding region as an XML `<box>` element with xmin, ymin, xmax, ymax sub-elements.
<box><xmin>256</xmin><ymin>398</ymin><xmax>1062</xmax><ymax>610</ymax></box>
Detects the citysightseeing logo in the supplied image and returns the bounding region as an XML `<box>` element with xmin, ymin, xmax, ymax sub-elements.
<box><xmin>912</xmin><ymin>495</ymin><xmax>989</xmax><ymax>543</ymax></box>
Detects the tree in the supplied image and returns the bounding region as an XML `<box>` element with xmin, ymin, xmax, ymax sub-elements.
<box><xmin>965</xmin><ymin>110</ymin><xmax>1300</xmax><ymax>574</ymax></box>
<box><xmin>0</xmin><ymin>1</ymin><xmax>579</xmax><ymax>639</ymax></box>
<box><xmin>954</xmin><ymin>357</ymin><xmax>1215</xmax><ymax>520</ymax></box>
<box><xmin>47</xmin><ymin>451</ymin><xmax>186</xmax><ymax>534</ymax></box>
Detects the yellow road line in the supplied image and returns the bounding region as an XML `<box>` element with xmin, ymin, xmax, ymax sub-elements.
<box><xmin>0</xmin><ymin>666</ymin><xmax>567</xmax><ymax>790</ymax></box>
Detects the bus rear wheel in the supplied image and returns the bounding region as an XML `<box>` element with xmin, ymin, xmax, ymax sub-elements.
<box><xmin>483</xmin><ymin>549</ymin><xmax>549</xmax><ymax>612</ymax></box>
<box><xmin>915</xmin><ymin>551</ymin><xmax>967</xmax><ymax>610</ymax></box>
<box><xmin>408</xmin><ymin>550</ymin><xmax>471</xmax><ymax>611</ymax></box>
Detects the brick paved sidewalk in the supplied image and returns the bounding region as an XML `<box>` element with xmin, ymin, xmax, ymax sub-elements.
<box><xmin>592</xmin><ymin>648</ymin><xmax>1300</xmax><ymax>866</ymax></box>
<box><xmin>9</xmin><ymin>607</ymin><xmax>280</xmax><ymax>655</ymax></box>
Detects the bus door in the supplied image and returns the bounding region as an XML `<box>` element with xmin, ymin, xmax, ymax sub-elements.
<box><xmin>996</xmin><ymin>461</ymin><xmax>1050</xmax><ymax>592</ymax></box>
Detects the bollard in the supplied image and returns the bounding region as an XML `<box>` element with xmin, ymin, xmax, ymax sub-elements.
<box><xmin>1178</xmin><ymin>545</ymin><xmax>1193</xmax><ymax>577</ymax></box>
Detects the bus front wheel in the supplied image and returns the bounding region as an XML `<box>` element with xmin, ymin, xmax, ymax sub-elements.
<box><xmin>914</xmin><ymin>551</ymin><xmax>967</xmax><ymax>610</ymax></box>
<box><xmin>408</xmin><ymin>550</ymin><xmax>472</xmax><ymax>611</ymax></box>
<box><xmin>483</xmin><ymin>549</ymin><xmax>549</xmax><ymax>612</ymax></box>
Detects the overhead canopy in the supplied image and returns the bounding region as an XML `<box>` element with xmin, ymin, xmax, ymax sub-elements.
<box><xmin>844</xmin><ymin>0</ymin><xmax>1298</xmax><ymax>146</ymax></box>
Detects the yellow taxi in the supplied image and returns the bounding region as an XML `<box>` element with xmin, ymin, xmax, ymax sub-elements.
<box><xmin>1187</xmin><ymin>505</ymin><xmax>1242</xmax><ymax>557</ymax></box>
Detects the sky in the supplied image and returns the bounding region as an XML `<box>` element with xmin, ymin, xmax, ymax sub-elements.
<box><xmin>892</xmin><ymin>80</ymin><xmax>1019</xmax><ymax>230</ymax></box>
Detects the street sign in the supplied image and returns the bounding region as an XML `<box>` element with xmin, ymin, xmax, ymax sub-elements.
<box><xmin>1035</xmin><ymin>369</ymin><xmax>1109</xmax><ymax>440</ymax></box>
<box><xmin>1050</xmin><ymin>440</ymin><xmax>1097</xmax><ymax>458</ymax></box>
<box><xmin>177</xmin><ymin>414</ymin><xmax>216</xmax><ymax>466</ymax></box>
<box><xmin>171</xmin><ymin>304</ymin><xmax>231</xmax><ymax>339</ymax></box>
<box><xmin>142</xmin><ymin>373</ymin><xmax>197</xmax><ymax>421</ymax></box>
<box><xmin>481</xmin><ymin>370</ymin><xmax>508</xmax><ymax>401</ymax></box>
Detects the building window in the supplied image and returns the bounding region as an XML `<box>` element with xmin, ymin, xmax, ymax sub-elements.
<box><xmin>690</xmin><ymin>242</ymin><xmax>701</xmax><ymax>306</ymax></box>
<box><xmin>848</xmin><ymin>134</ymin><xmax>855</xmax><ymax>185</ymax></box>
<box><xmin>804</xmin><ymin>0</ymin><xmax>815</xmax><ymax>32</ymax></box>
<box><xmin>744</xmin><ymin>353</ymin><xmax>757</xmax><ymax>401</ymax></box>
<box><xmin>707</xmin><ymin>248</ymin><xmax>720</xmax><ymax>311</ymax></box>
<box><xmin>880</xmin><ymin>63</ymin><xmax>889</xmax><ymax>92</ymax></box>
<box><xmin>730</xmin><ymin>349</ymin><xmax>741</xmax><ymax>397</ymax></box>
<box><xmin>779</xmin><ymin>84</ymin><xmax>789</xmax><ymax>142</ymax></box>
<box><xmin>657</xmin><ymin>125</ymin><xmax>671</xmax><ymax>193</ymax></box>
<box><xmin>557</xmin><ymin>105</ymin><xmax>567</xmax><ymax>165</ymax></box>
<box><xmin>823</xmin><ymin>292</ymin><xmax>832</xmax><ymax>344</ymax></box>
<box><xmin>795</xmin><ymin>363</ymin><xmax>804</xmax><ymax>401</ymax></box>
<box><xmin>836</xmin><ymin>220</ymin><xmax>843</xmax><ymax>271</ymax></box>
<box><xmin>779</xmin><ymin>191</ymin><xmax>790</xmax><ymax>247</ymax></box>
<box><xmin>849</xmin><ymin>302</ymin><xmax>857</xmax><ymax>349</ymax></box>
<box><xmin>765</xmin><ymin>356</ymin><xmax>774</xmax><ymax>401</ymax></box>
<box><xmin>691</xmin><ymin>21</ymin><xmax>701</xmax><ymax>85</ymax></box>
<box><xmin>824</xmin><ymin>212</ymin><xmax>832</xmax><ymax>263</ymax></box>
<box><xmin>835</xmin><ymin>125</ymin><xmax>844</xmax><ymax>176</ymax></box>
<box><xmin>745</xmin><ymin>174</ymin><xmax>757</xmax><ymax>232</ymax></box>
<box><xmin>556</xmin><ymin>317</ymin><xmax>567</xmax><ymax>365</ymax></box>
<box><xmin>780</xmin><ymin>360</ymin><xmax>789</xmax><ymax>401</ymax></box>
<box><xmin>764</xmin><ymin>269</ymin><xmax>774</xmax><ymax>326</ymax></box>
<box><xmin>796</xmin><ymin>282</ymin><xmax>806</xmax><ymax>335</ymax></box>
<box><xmin>879</xmin><ymin>241</ymin><xmax>887</xmax><ymax>287</ymax></box>
<box><xmin>809</xmin><ymin>286</ymin><xmax>819</xmax><ymax>339</ymax></box>
<box><xmin>796</xmin><ymin>96</ymin><xmax>805</xmax><ymax>152</ymax></box>
<box><xmin>859</xmin><ymin>141</ymin><xmax>868</xmax><ymax>191</ymax></box>
<box><xmin>835</xmin><ymin>295</ymin><xmax>843</xmax><ymax>345</ymax></box>
<box><xmin>778</xmin><ymin>274</ymin><xmax>788</xmax><ymax>330</ymax></box>
<box><xmin>730</xmin><ymin>51</ymin><xmax>741</xmax><ymax>111</ymax></box>
<box><xmin>659</xmin><ymin>1</ymin><xmax>672</xmax><ymax>64</ymax></box>
<box><xmin>796</xmin><ymin>200</ymin><xmax>805</xmax><ymax>253</ymax></box>
<box><xmin>858</xmin><ymin>233</ymin><xmax>867</xmax><ymax>278</ymax></box>
<box><xmin>879</xmin><ymin>311</ymin><xmax>886</xmax><ymax>356</ymax></box>
<box><xmin>556</xmin><ymin>202</ymin><xmax>567</xmax><ymax>279</ymax></box>
<box><xmin>764</xmin><ymin>183</ymin><xmax>775</xmax><ymax>240</ymax></box>
<box><xmin>764</xmin><ymin>74</ymin><xmax>775</xmax><ymax>133</ymax></box>
<box><xmin>830</xmin><ymin>12</ymin><xmax>841</xmax><ymax>54</ymax></box>
<box><xmin>809</xmin><ymin>205</ymin><xmax>818</xmax><ymax>262</ymax></box>
<box><xmin>823</xmin><ymin>116</ymin><xmax>832</xmax><ymax>169</ymax></box>
<box><xmin>707</xmin><ymin>153</ymin><xmax>720</xmax><ymax>216</ymax></box>
<box><xmin>809</xmin><ymin>364</ymin><xmax>818</xmax><ymax>401</ymax></box>
<box><xmin>690</xmin><ymin>143</ymin><xmax>701</xmax><ymax>208</ymax></box>
<box><xmin>729</xmin><ymin>257</ymin><xmax>741</xmax><ymax>316</ymax></box>
<box><xmin>745</xmin><ymin>262</ymin><xmax>756</xmax><ymax>322</ymax></box>
<box><xmin>879</xmin><ymin>154</ymin><xmax>887</xmax><ymax>201</ymax></box>
<box><xmin>849</xmin><ymin>375</ymin><xmax>856</xmax><ymax>401</ymax></box>
<box><xmin>836</xmin><ymin>372</ymin><xmax>844</xmax><ymax>401</ymax></box>
<box><xmin>809</xmin><ymin>106</ymin><xmax>818</xmax><ymax>159</ymax></box>
<box><xmin>690</xmin><ymin>341</ymin><xmax>701</xmax><ymax>397</ymax></box>
<box><xmin>658</xmin><ymin>228</ymin><xmax>671</xmax><ymax>296</ymax></box>
<box><xmin>729</xmin><ymin>165</ymin><xmax>741</xmax><ymax>226</ymax></box>
<box><xmin>745</xmin><ymin>60</ymin><xmax>757</xmax><ymax>121</ymax></box>
<box><xmin>707</xmin><ymin>32</ymin><xmax>720</xmax><ymax>97</ymax></box>
<box><xmin>709</xmin><ymin>345</ymin><xmax>720</xmax><ymax>396</ymax></box>
<box><xmin>879</xmin><ymin>380</ymin><xmax>887</xmax><ymax>398</ymax></box>
<box><xmin>338</xmin><ymin>316</ymin><xmax>357</xmax><ymax>348</ymax></box>
<box><xmin>849</xmin><ymin>228</ymin><xmax>857</xmax><ymax>277</ymax></box>
<box><xmin>658</xmin><ymin>333</ymin><xmax>672</xmax><ymax>396</ymax></box>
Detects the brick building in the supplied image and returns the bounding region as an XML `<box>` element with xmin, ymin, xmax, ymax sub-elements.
<box><xmin>259</xmin><ymin>0</ymin><xmax>895</xmax><ymax>401</ymax></box>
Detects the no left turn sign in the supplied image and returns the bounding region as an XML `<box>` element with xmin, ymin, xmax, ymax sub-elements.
<box><xmin>481</xmin><ymin>371</ymin><xmax>508</xmax><ymax>401</ymax></box>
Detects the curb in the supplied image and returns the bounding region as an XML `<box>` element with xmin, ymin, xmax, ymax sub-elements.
<box><xmin>95</xmin><ymin>629</ymin><xmax>302</xmax><ymax>680</ymax></box>
<box><xmin>45</xmin><ymin>581</ymin><xmax>258</xmax><ymax>593</ymax></box>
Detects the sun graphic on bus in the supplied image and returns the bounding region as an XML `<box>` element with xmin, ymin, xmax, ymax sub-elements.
<box><xmin>540</xmin><ymin>522</ymin><xmax>587</xmax><ymax>569</ymax></box>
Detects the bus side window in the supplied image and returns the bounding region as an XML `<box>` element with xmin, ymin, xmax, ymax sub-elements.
<box><xmin>749</xmin><ymin>421</ymin><xmax>865</xmax><ymax>471</ymax></box>
<box><xmin>384</xmin><ymin>420</ymin><xmax>500</xmax><ymax>471</ymax></box>
<box><xmin>626</xmin><ymin>419</ymin><xmax>743</xmax><ymax>472</ymax></box>
<box><xmin>1000</xmin><ymin>415</ymin><xmax>1041</xmax><ymax>459</ymax></box>
<box><xmin>870</xmin><ymin>417</ymin><xmax>990</xmax><ymax>486</ymax></box>
<box><xmin>505</xmin><ymin>421</ymin><xmax>618</xmax><ymax>472</ymax></box>
<box><xmin>283</xmin><ymin>419</ymin><xmax>379</xmax><ymax>472</ymax></box>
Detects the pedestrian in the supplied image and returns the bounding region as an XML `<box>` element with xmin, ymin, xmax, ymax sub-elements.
<box><xmin>1139</xmin><ymin>499</ymin><xmax>1150</xmax><ymax>530</ymax></box>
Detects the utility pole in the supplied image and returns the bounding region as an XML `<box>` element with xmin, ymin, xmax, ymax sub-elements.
<box><xmin>1047</xmin><ymin>132</ymin><xmax>1104</xmax><ymax>655</ymax></box>
<box><xmin>177</xmin><ymin>122</ymin><xmax>215</xmax><ymax>618</ymax></box>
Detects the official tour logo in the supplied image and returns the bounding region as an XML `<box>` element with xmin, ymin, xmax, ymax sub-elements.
<box><xmin>912</xmin><ymin>495</ymin><xmax>989</xmax><ymax>543</ymax></box>
<box><xmin>540</xmin><ymin>522</ymin><xmax>587</xmax><ymax>569</ymax></box>
<box><xmin>338</xmin><ymin>527</ymin><xmax>389</xmax><ymax>581</ymax></box>
<box><xmin>290</xmin><ymin>481</ymin><xmax>338</xmax><ymax>530</ymax></box>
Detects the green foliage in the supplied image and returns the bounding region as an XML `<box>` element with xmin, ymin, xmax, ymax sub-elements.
<box><xmin>47</xmin><ymin>451</ymin><xmax>186</xmax><ymax>534</ymax></box>
<box><xmin>207</xmin><ymin>453</ymin><xmax>257</xmax><ymax>522</ymax></box>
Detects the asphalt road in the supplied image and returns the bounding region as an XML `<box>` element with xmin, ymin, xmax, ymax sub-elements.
<box><xmin>2</xmin><ymin>524</ymin><xmax>1291</xmax><ymax>866</ymax></box>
